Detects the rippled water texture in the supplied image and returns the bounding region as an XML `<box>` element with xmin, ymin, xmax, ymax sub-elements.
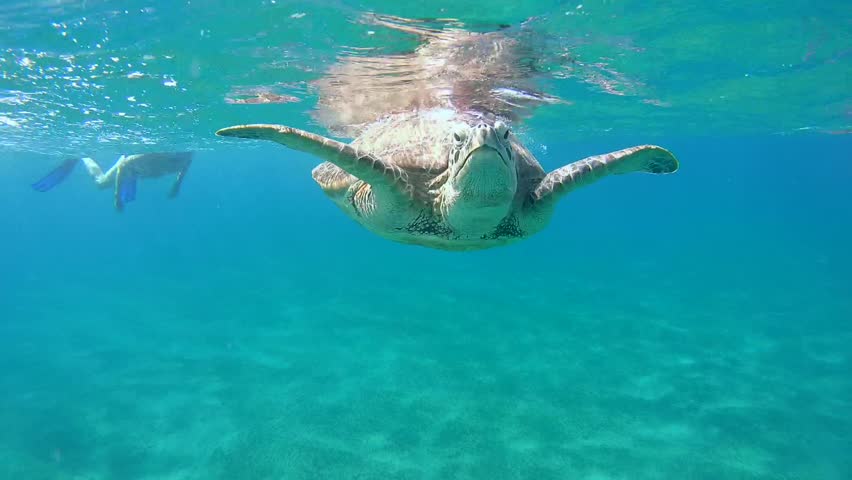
<box><xmin>1</xmin><ymin>2</ymin><xmax>851</xmax><ymax>479</ymax></box>
<box><xmin>1</xmin><ymin>0</ymin><xmax>849</xmax><ymax>156</ymax></box>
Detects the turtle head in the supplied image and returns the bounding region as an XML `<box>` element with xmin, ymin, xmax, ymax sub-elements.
<box><xmin>442</xmin><ymin>120</ymin><xmax>518</xmax><ymax>230</ymax></box>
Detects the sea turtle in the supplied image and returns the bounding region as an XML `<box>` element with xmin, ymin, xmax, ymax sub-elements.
<box><xmin>216</xmin><ymin>15</ymin><xmax>678</xmax><ymax>251</ymax></box>
<box><xmin>31</xmin><ymin>152</ymin><xmax>194</xmax><ymax>211</ymax></box>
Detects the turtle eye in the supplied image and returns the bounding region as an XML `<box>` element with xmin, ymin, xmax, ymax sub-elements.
<box><xmin>494</xmin><ymin>120</ymin><xmax>510</xmax><ymax>140</ymax></box>
<box><xmin>452</xmin><ymin>127</ymin><xmax>467</xmax><ymax>144</ymax></box>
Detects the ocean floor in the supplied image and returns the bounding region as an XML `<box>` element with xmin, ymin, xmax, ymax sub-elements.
<box><xmin>1</xmin><ymin>240</ymin><xmax>849</xmax><ymax>480</ymax></box>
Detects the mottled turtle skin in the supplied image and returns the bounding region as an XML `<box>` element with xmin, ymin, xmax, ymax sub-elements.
<box><xmin>216</xmin><ymin>14</ymin><xmax>679</xmax><ymax>251</ymax></box>
<box><xmin>312</xmin><ymin>109</ymin><xmax>547</xmax><ymax>250</ymax></box>
<box><xmin>217</xmin><ymin>109</ymin><xmax>677</xmax><ymax>251</ymax></box>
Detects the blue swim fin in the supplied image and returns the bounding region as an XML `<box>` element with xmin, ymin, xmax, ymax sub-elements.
<box><xmin>118</xmin><ymin>172</ymin><xmax>138</xmax><ymax>204</ymax></box>
<box><xmin>31</xmin><ymin>158</ymin><xmax>80</xmax><ymax>192</ymax></box>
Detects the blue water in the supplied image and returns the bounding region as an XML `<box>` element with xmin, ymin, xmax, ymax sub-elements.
<box><xmin>2</xmin><ymin>135</ymin><xmax>850</xmax><ymax>479</ymax></box>
<box><xmin>2</xmin><ymin>1</ymin><xmax>852</xmax><ymax>479</ymax></box>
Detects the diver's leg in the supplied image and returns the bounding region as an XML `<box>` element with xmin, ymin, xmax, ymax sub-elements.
<box><xmin>82</xmin><ymin>157</ymin><xmax>122</xmax><ymax>189</ymax></box>
<box><xmin>168</xmin><ymin>159</ymin><xmax>192</xmax><ymax>198</ymax></box>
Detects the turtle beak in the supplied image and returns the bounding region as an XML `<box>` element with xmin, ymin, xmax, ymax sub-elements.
<box><xmin>461</xmin><ymin>123</ymin><xmax>509</xmax><ymax>170</ymax></box>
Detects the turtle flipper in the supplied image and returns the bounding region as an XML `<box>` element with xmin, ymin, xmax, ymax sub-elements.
<box><xmin>216</xmin><ymin>124</ymin><xmax>413</xmax><ymax>198</ymax></box>
<box><xmin>31</xmin><ymin>158</ymin><xmax>79</xmax><ymax>192</ymax></box>
<box><xmin>531</xmin><ymin>145</ymin><xmax>678</xmax><ymax>206</ymax></box>
<box><xmin>359</xmin><ymin>13</ymin><xmax>445</xmax><ymax>41</ymax></box>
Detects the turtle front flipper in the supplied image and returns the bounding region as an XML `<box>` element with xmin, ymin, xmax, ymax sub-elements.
<box><xmin>216</xmin><ymin>124</ymin><xmax>413</xmax><ymax>198</ymax></box>
<box><xmin>530</xmin><ymin>145</ymin><xmax>679</xmax><ymax>208</ymax></box>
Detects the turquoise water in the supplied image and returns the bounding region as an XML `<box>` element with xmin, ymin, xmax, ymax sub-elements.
<box><xmin>2</xmin><ymin>1</ymin><xmax>851</xmax><ymax>479</ymax></box>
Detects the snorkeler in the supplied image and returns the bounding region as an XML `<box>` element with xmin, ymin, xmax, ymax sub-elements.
<box><xmin>31</xmin><ymin>152</ymin><xmax>194</xmax><ymax>211</ymax></box>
